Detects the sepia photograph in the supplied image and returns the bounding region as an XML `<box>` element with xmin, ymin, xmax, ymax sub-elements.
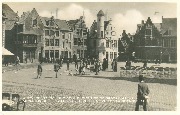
<box><xmin>1</xmin><ymin>0</ymin><xmax>178</xmax><ymax>113</ymax></box>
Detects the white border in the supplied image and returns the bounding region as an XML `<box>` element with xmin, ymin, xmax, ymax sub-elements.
<box><xmin>0</xmin><ymin>0</ymin><xmax>179</xmax><ymax>115</ymax></box>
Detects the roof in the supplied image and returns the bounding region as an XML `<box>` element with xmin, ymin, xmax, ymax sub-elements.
<box><xmin>19</xmin><ymin>11</ymin><xmax>31</xmax><ymax>24</ymax></box>
<box><xmin>67</xmin><ymin>20</ymin><xmax>78</xmax><ymax>30</ymax></box>
<box><xmin>40</xmin><ymin>17</ymin><xmax>50</xmax><ymax>26</ymax></box>
<box><xmin>2</xmin><ymin>4</ymin><xmax>18</xmax><ymax>30</ymax></box>
<box><xmin>161</xmin><ymin>18</ymin><xmax>177</xmax><ymax>36</ymax></box>
<box><xmin>5</xmin><ymin>20</ymin><xmax>16</xmax><ymax>30</ymax></box>
<box><xmin>104</xmin><ymin>21</ymin><xmax>109</xmax><ymax>30</ymax></box>
<box><xmin>154</xmin><ymin>23</ymin><xmax>162</xmax><ymax>32</ymax></box>
<box><xmin>2</xmin><ymin>4</ymin><xmax>18</xmax><ymax>21</ymax></box>
<box><xmin>55</xmin><ymin>19</ymin><xmax>71</xmax><ymax>31</ymax></box>
<box><xmin>97</xmin><ymin>10</ymin><xmax>105</xmax><ymax>16</ymax></box>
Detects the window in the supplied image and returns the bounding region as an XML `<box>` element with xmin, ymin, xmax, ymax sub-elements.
<box><xmin>168</xmin><ymin>30</ymin><xmax>172</xmax><ymax>35</ymax></box>
<box><xmin>74</xmin><ymin>38</ymin><xmax>78</xmax><ymax>45</ymax></box>
<box><xmin>55</xmin><ymin>39</ymin><xmax>59</xmax><ymax>46</ymax></box>
<box><xmin>84</xmin><ymin>39</ymin><xmax>87</xmax><ymax>45</ymax></box>
<box><xmin>146</xmin><ymin>29</ymin><xmax>151</xmax><ymax>35</ymax></box>
<box><xmin>83</xmin><ymin>29</ymin><xmax>87</xmax><ymax>35</ymax></box>
<box><xmin>32</xmin><ymin>18</ymin><xmax>37</xmax><ymax>27</ymax></box>
<box><xmin>50</xmin><ymin>50</ymin><xmax>54</xmax><ymax>58</ymax></box>
<box><xmin>50</xmin><ymin>39</ymin><xmax>54</xmax><ymax>46</ymax></box>
<box><xmin>45</xmin><ymin>30</ymin><xmax>49</xmax><ymax>36</ymax></box>
<box><xmin>50</xmin><ymin>30</ymin><xmax>55</xmax><ymax>36</ymax></box>
<box><xmin>101</xmin><ymin>31</ymin><xmax>103</xmax><ymax>37</ymax></box>
<box><xmin>110</xmin><ymin>52</ymin><xmax>113</xmax><ymax>59</ymax></box>
<box><xmin>62</xmin><ymin>33</ymin><xmax>65</xmax><ymax>39</ymax></box>
<box><xmin>106</xmin><ymin>40</ymin><xmax>109</xmax><ymax>48</ymax></box>
<box><xmin>55</xmin><ymin>50</ymin><xmax>59</xmax><ymax>58</ymax></box>
<box><xmin>46</xmin><ymin>20</ymin><xmax>49</xmax><ymax>26</ymax></box>
<box><xmin>114</xmin><ymin>40</ymin><xmax>117</xmax><ymax>48</ymax></box>
<box><xmin>55</xmin><ymin>31</ymin><xmax>59</xmax><ymax>37</ymax></box>
<box><xmin>114</xmin><ymin>52</ymin><xmax>117</xmax><ymax>59</ymax></box>
<box><xmin>164</xmin><ymin>39</ymin><xmax>169</xmax><ymax>47</ymax></box>
<box><xmin>63</xmin><ymin>42</ymin><xmax>65</xmax><ymax>48</ymax></box>
<box><xmin>45</xmin><ymin>50</ymin><xmax>49</xmax><ymax>58</ymax></box>
<box><xmin>69</xmin><ymin>42</ymin><xmax>71</xmax><ymax>49</ymax></box>
<box><xmin>69</xmin><ymin>33</ymin><xmax>71</xmax><ymax>40</ymax></box>
<box><xmin>34</xmin><ymin>36</ymin><xmax>37</xmax><ymax>43</ymax></box>
<box><xmin>171</xmin><ymin>39</ymin><xmax>176</xmax><ymax>47</ymax></box>
<box><xmin>111</xmin><ymin>40</ymin><xmax>114</xmax><ymax>47</ymax></box>
<box><xmin>50</xmin><ymin>21</ymin><xmax>54</xmax><ymax>26</ymax></box>
<box><xmin>76</xmin><ymin>29</ymin><xmax>80</xmax><ymax>35</ymax></box>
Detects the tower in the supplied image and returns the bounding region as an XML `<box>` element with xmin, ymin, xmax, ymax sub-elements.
<box><xmin>97</xmin><ymin>10</ymin><xmax>105</xmax><ymax>38</ymax></box>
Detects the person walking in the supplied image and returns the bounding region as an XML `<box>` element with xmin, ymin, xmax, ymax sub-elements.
<box><xmin>37</xmin><ymin>63</ymin><xmax>42</xmax><ymax>78</ymax></box>
<box><xmin>75</xmin><ymin>59</ymin><xmax>78</xmax><ymax>70</ymax></box>
<box><xmin>135</xmin><ymin>75</ymin><xmax>150</xmax><ymax>111</ymax></box>
<box><xmin>114</xmin><ymin>59</ymin><xmax>117</xmax><ymax>72</ymax></box>
<box><xmin>67</xmin><ymin>59</ymin><xmax>70</xmax><ymax>71</ymax></box>
<box><xmin>95</xmin><ymin>59</ymin><xmax>99</xmax><ymax>75</ymax></box>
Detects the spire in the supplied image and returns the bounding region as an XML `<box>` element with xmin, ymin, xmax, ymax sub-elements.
<box><xmin>97</xmin><ymin>10</ymin><xmax>105</xmax><ymax>16</ymax></box>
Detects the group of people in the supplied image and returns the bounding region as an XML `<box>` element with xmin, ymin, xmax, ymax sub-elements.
<box><xmin>37</xmin><ymin>55</ymin><xmax>150</xmax><ymax>111</ymax></box>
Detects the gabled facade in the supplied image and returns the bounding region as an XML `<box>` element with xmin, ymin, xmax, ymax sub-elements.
<box><xmin>15</xmin><ymin>8</ymin><xmax>44</xmax><ymax>63</ymax></box>
<box><xmin>118</xmin><ymin>30</ymin><xmax>135</xmax><ymax>61</ymax></box>
<box><xmin>2</xmin><ymin>3</ymin><xmax>18</xmax><ymax>55</ymax></box>
<box><xmin>67</xmin><ymin>16</ymin><xmax>88</xmax><ymax>59</ymax></box>
<box><xmin>161</xmin><ymin>17</ymin><xmax>177</xmax><ymax>63</ymax></box>
<box><xmin>134</xmin><ymin>17</ymin><xmax>162</xmax><ymax>62</ymax></box>
<box><xmin>89</xmin><ymin>10</ymin><xmax>118</xmax><ymax>62</ymax></box>
<box><xmin>41</xmin><ymin>16</ymin><xmax>73</xmax><ymax>62</ymax></box>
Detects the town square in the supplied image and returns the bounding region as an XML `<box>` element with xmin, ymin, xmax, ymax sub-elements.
<box><xmin>2</xmin><ymin>2</ymin><xmax>177</xmax><ymax>111</ymax></box>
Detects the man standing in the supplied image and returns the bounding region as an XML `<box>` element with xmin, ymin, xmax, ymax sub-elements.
<box><xmin>37</xmin><ymin>63</ymin><xmax>42</xmax><ymax>79</ymax></box>
<box><xmin>135</xmin><ymin>75</ymin><xmax>150</xmax><ymax>111</ymax></box>
<box><xmin>67</xmin><ymin>59</ymin><xmax>70</xmax><ymax>71</ymax></box>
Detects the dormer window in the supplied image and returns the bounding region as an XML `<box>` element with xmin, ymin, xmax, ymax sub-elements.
<box><xmin>46</xmin><ymin>20</ymin><xmax>49</xmax><ymax>26</ymax></box>
<box><xmin>145</xmin><ymin>29</ymin><xmax>151</xmax><ymax>35</ymax></box>
<box><xmin>32</xmin><ymin>18</ymin><xmax>37</xmax><ymax>27</ymax></box>
<box><xmin>168</xmin><ymin>29</ymin><xmax>172</xmax><ymax>35</ymax></box>
<box><xmin>50</xmin><ymin>21</ymin><xmax>54</xmax><ymax>26</ymax></box>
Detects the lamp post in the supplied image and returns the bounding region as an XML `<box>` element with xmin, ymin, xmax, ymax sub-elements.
<box><xmin>160</xmin><ymin>51</ymin><xmax>162</xmax><ymax>64</ymax></box>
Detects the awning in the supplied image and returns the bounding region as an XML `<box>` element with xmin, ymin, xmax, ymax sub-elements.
<box><xmin>2</xmin><ymin>47</ymin><xmax>14</xmax><ymax>55</ymax></box>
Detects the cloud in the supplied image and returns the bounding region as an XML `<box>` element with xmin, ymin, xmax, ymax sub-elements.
<box><xmin>39</xmin><ymin>4</ymin><xmax>95</xmax><ymax>28</ymax></box>
<box><xmin>112</xmin><ymin>9</ymin><xmax>145</xmax><ymax>36</ymax></box>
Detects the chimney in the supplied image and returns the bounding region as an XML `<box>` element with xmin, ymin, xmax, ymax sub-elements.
<box><xmin>141</xmin><ymin>20</ymin><xmax>144</xmax><ymax>24</ymax></box>
<box><xmin>123</xmin><ymin>30</ymin><xmax>126</xmax><ymax>33</ymax></box>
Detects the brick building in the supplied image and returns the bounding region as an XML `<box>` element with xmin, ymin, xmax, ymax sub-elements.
<box><xmin>134</xmin><ymin>17</ymin><xmax>162</xmax><ymax>62</ymax></box>
<box><xmin>41</xmin><ymin>16</ymin><xmax>73</xmax><ymax>61</ymax></box>
<box><xmin>67</xmin><ymin>16</ymin><xmax>88</xmax><ymax>58</ymax></box>
<box><xmin>14</xmin><ymin>8</ymin><xmax>44</xmax><ymax>63</ymax></box>
<box><xmin>134</xmin><ymin>17</ymin><xmax>177</xmax><ymax>63</ymax></box>
<box><xmin>2</xmin><ymin>3</ymin><xmax>18</xmax><ymax>55</ymax></box>
<box><xmin>89</xmin><ymin>10</ymin><xmax>118</xmax><ymax>62</ymax></box>
<box><xmin>161</xmin><ymin>17</ymin><xmax>177</xmax><ymax>63</ymax></box>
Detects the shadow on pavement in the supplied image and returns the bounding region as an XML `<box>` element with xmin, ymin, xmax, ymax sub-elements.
<box><xmin>77</xmin><ymin>75</ymin><xmax>177</xmax><ymax>86</ymax></box>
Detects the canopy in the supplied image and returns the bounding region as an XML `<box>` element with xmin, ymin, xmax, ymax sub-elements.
<box><xmin>2</xmin><ymin>47</ymin><xmax>14</xmax><ymax>55</ymax></box>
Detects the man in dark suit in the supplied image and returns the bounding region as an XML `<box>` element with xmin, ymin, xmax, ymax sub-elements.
<box><xmin>37</xmin><ymin>62</ymin><xmax>42</xmax><ymax>78</ymax></box>
<box><xmin>135</xmin><ymin>75</ymin><xmax>150</xmax><ymax>111</ymax></box>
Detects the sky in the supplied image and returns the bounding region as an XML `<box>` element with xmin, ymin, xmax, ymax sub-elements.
<box><xmin>3</xmin><ymin>2</ymin><xmax>177</xmax><ymax>36</ymax></box>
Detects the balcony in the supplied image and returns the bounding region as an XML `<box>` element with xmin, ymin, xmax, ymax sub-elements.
<box><xmin>23</xmin><ymin>43</ymin><xmax>38</xmax><ymax>47</ymax></box>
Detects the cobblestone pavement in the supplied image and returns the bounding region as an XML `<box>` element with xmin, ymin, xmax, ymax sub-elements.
<box><xmin>2</xmin><ymin>62</ymin><xmax>177</xmax><ymax>111</ymax></box>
